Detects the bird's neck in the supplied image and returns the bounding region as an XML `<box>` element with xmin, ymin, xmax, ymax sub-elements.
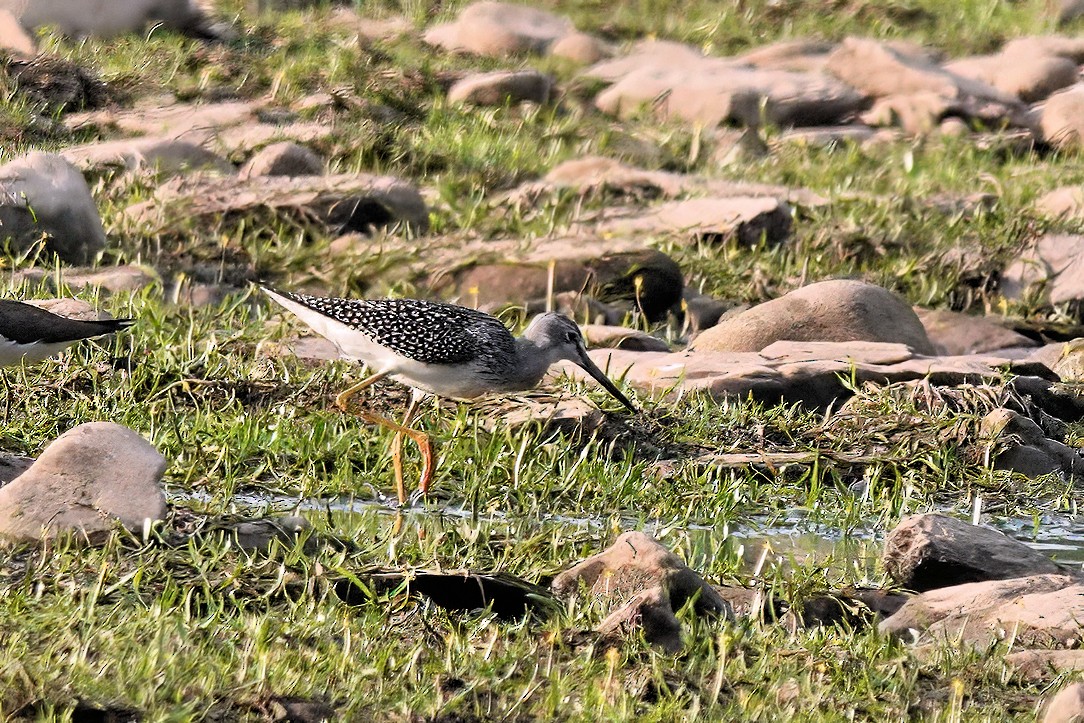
<box><xmin>502</xmin><ymin>337</ymin><xmax>559</xmax><ymax>391</ymax></box>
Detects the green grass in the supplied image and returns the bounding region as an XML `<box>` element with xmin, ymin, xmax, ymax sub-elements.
<box><xmin>2</xmin><ymin>0</ymin><xmax>1084</xmax><ymax>719</ymax></box>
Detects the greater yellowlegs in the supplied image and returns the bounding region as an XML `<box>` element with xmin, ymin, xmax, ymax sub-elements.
<box><xmin>0</xmin><ymin>299</ymin><xmax>133</xmax><ymax>366</ymax></box>
<box><xmin>261</xmin><ymin>286</ymin><xmax>637</xmax><ymax>505</ymax></box>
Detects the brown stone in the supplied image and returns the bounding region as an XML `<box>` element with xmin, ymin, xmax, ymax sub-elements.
<box><xmin>1043</xmin><ymin>682</ymin><xmax>1084</xmax><ymax>723</ymax></box>
<box><xmin>597</xmin><ymin>196</ymin><xmax>792</xmax><ymax>246</ymax></box>
<box><xmin>240</xmin><ymin>142</ymin><xmax>323</xmax><ymax>178</ymax></box>
<box><xmin>0</xmin><ymin>423</ymin><xmax>167</xmax><ymax>543</ymax></box>
<box><xmin>423</xmin><ymin>2</ymin><xmax>575</xmax><ymax>57</ymax></box>
<box><xmin>916</xmin><ymin>308</ymin><xmax>1037</xmax><ymax>355</ymax></box>
<box><xmin>549</xmin><ymin>32</ymin><xmax>612</xmax><ymax>64</ymax></box>
<box><xmin>883</xmin><ymin>513</ymin><xmax>1066</xmax><ymax>592</ymax></box>
<box><xmin>1002</xmin><ymin>234</ymin><xmax>1084</xmax><ymax>305</ymax></box>
<box><xmin>1041</xmin><ymin>85</ymin><xmax>1084</xmax><ymax>149</ymax></box>
<box><xmin>1008</xmin><ymin>650</ymin><xmax>1084</xmax><ymax>682</ymax></box>
<box><xmin>979</xmin><ymin>407</ymin><xmax>1082</xmax><ymax>477</ymax></box>
<box><xmin>878</xmin><ymin>574</ymin><xmax>1084</xmax><ymax>647</ymax></box>
<box><xmin>552</xmin><ymin>531</ymin><xmax>731</xmax><ymax>652</ymax></box>
<box><xmin>447</xmin><ymin>70</ymin><xmax>553</xmax><ymax>106</ymax></box>
<box><xmin>945</xmin><ymin>52</ymin><xmax>1078</xmax><ymax>103</ymax></box>
<box><xmin>692</xmin><ymin>279</ymin><xmax>935</xmax><ymax>354</ymax></box>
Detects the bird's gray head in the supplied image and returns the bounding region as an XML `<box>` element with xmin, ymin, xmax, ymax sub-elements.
<box><xmin>523</xmin><ymin>312</ymin><xmax>637</xmax><ymax>413</ymax></box>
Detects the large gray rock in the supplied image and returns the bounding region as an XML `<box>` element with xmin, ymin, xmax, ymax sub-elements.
<box><xmin>1002</xmin><ymin>234</ymin><xmax>1084</xmax><ymax>305</ymax></box>
<box><xmin>0</xmin><ymin>422</ymin><xmax>167</xmax><ymax>543</ymax></box>
<box><xmin>0</xmin><ymin>152</ymin><xmax>106</xmax><ymax>264</ymax></box>
<box><xmin>879</xmin><ymin>574</ymin><xmax>1084</xmax><ymax>648</ymax></box>
<box><xmin>424</xmin><ymin>2</ymin><xmax>575</xmax><ymax>56</ymax></box>
<box><xmin>883</xmin><ymin>514</ymin><xmax>1066</xmax><ymax>592</ymax></box>
<box><xmin>691</xmin><ymin>279</ymin><xmax>936</xmax><ymax>354</ymax></box>
<box><xmin>13</xmin><ymin>0</ymin><xmax>219</xmax><ymax>38</ymax></box>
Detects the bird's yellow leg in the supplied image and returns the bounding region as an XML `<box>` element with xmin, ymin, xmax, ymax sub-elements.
<box><xmin>335</xmin><ymin>371</ymin><xmax>389</xmax><ymax>412</ymax></box>
<box><xmin>355</xmin><ymin>409</ymin><xmax>432</xmax><ymax>506</ymax></box>
<box><xmin>391</xmin><ymin>394</ymin><xmax>423</xmax><ymax>505</ymax></box>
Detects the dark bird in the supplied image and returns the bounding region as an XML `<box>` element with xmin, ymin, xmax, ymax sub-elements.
<box><xmin>0</xmin><ymin>299</ymin><xmax>134</xmax><ymax>366</ymax></box>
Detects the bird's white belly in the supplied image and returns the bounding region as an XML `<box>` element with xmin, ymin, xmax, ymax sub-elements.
<box><xmin>268</xmin><ymin>293</ymin><xmax>489</xmax><ymax>399</ymax></box>
<box><xmin>0</xmin><ymin>338</ymin><xmax>72</xmax><ymax>366</ymax></box>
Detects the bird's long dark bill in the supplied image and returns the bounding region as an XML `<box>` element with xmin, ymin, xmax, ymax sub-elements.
<box><xmin>574</xmin><ymin>347</ymin><xmax>638</xmax><ymax>413</ymax></box>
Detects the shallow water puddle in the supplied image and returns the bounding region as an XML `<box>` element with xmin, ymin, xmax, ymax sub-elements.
<box><xmin>174</xmin><ymin>490</ymin><xmax>1084</xmax><ymax>575</ymax></box>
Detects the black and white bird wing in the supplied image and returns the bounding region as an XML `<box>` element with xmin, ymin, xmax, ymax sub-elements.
<box><xmin>261</xmin><ymin>287</ymin><xmax>516</xmax><ymax>366</ymax></box>
<box><xmin>0</xmin><ymin>300</ymin><xmax>135</xmax><ymax>366</ymax></box>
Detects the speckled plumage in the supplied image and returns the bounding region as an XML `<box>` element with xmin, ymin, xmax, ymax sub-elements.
<box><xmin>264</xmin><ymin>289</ymin><xmax>516</xmax><ymax>367</ymax></box>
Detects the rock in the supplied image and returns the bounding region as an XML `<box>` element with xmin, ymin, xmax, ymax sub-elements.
<box><xmin>62</xmin><ymin>137</ymin><xmax>233</xmax><ymax>178</ymax></box>
<box><xmin>423</xmin><ymin>2</ymin><xmax>575</xmax><ymax>57</ymax></box>
<box><xmin>1041</xmin><ymin>86</ymin><xmax>1084</xmax><ymax>149</ymax></box>
<box><xmin>692</xmin><ymin>280</ymin><xmax>936</xmax><ymax>355</ymax></box>
<box><xmin>825</xmin><ymin>38</ymin><xmax>1026</xmax><ymax>132</ymax></box>
<box><xmin>549</xmin><ymin>32</ymin><xmax>612</xmax><ymax>64</ymax></box>
<box><xmin>681</xmin><ymin>292</ymin><xmax>744</xmax><ymax>338</ymax></box>
<box><xmin>552</xmin><ymin>531</ymin><xmax>731</xmax><ymax>652</ymax></box>
<box><xmin>574</xmin><ymin>342</ymin><xmax>1049</xmax><ymax>407</ymax></box>
<box><xmin>1008</xmin><ymin>376</ymin><xmax>1084</xmax><ymax>423</ymax></box>
<box><xmin>239</xmin><ymin>142</ymin><xmax>323</xmax><ymax>178</ymax></box>
<box><xmin>0</xmin><ymin>10</ymin><xmax>38</xmax><ymax>54</ymax></box>
<box><xmin>597</xmin><ymin>196</ymin><xmax>793</xmax><ymax>246</ymax></box>
<box><xmin>1059</xmin><ymin>0</ymin><xmax>1084</xmax><ymax>24</ymax></box>
<box><xmin>979</xmin><ymin>407</ymin><xmax>1082</xmax><ymax>477</ymax></box>
<box><xmin>66</xmin><ymin>99</ymin><xmax>333</xmax><ymax>158</ymax></box>
<box><xmin>581</xmin><ymin>325</ymin><xmax>669</xmax><ymax>352</ymax></box>
<box><xmin>1043</xmin><ymin>683</ymin><xmax>1084</xmax><ymax>723</ymax></box>
<box><xmin>0</xmin><ymin>454</ymin><xmax>34</xmax><ymax>486</ymax></box>
<box><xmin>736</xmin><ymin>39</ymin><xmax>837</xmax><ymax>72</ymax></box>
<box><xmin>12</xmin><ymin>264</ymin><xmax>158</xmax><ymax>294</ymax></box>
<box><xmin>431</xmin><ymin>249</ymin><xmax>684</xmax><ymax>323</ymax></box>
<box><xmin>13</xmin><ymin>0</ymin><xmax>220</xmax><ymax>39</ymax></box>
<box><xmin>1002</xmin><ymin>234</ymin><xmax>1084</xmax><ymax>305</ymax></box>
<box><xmin>916</xmin><ymin>308</ymin><xmax>1037</xmax><ymax>355</ymax></box>
<box><xmin>125</xmin><ymin>172</ymin><xmax>428</xmax><ymax>236</ymax></box>
<box><xmin>588</xmin><ymin>42</ymin><xmax>867</xmax><ymax>128</ymax></box>
<box><xmin>447</xmin><ymin>70</ymin><xmax>553</xmax><ymax>106</ymax></box>
<box><xmin>879</xmin><ymin>574</ymin><xmax>1084</xmax><ymax>648</ymax></box>
<box><xmin>777</xmin><ymin>125</ymin><xmax>876</xmax><ymax>148</ymax></box>
<box><xmin>1003</xmin><ymin>36</ymin><xmax>1084</xmax><ymax>64</ymax></box>
<box><xmin>1053</xmin><ymin>339</ymin><xmax>1084</xmax><ymax>382</ymax></box>
<box><xmin>0</xmin><ymin>422</ymin><xmax>167</xmax><ymax>543</ymax></box>
<box><xmin>0</xmin><ymin>152</ymin><xmax>106</xmax><ymax>265</ymax></box>
<box><xmin>1037</xmin><ymin>187</ymin><xmax>1084</xmax><ymax>219</ymax></box>
<box><xmin>23</xmin><ymin>297</ymin><xmax>113</xmax><ymax>322</ymax></box>
<box><xmin>945</xmin><ymin>52</ymin><xmax>1078</xmax><ymax>103</ymax></box>
<box><xmin>883</xmin><ymin>513</ymin><xmax>1066</xmax><ymax>592</ymax></box>
<box><xmin>1008</xmin><ymin>650</ymin><xmax>1084</xmax><ymax>681</ymax></box>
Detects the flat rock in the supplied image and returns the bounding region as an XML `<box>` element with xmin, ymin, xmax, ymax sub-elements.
<box><xmin>1037</xmin><ymin>187</ymin><xmax>1084</xmax><ymax>219</ymax></box>
<box><xmin>239</xmin><ymin>142</ymin><xmax>323</xmax><ymax>178</ymax></box>
<box><xmin>1041</xmin><ymin>85</ymin><xmax>1084</xmax><ymax>150</ymax></box>
<box><xmin>1008</xmin><ymin>650</ymin><xmax>1084</xmax><ymax>682</ymax></box>
<box><xmin>67</xmin><ymin>99</ymin><xmax>334</xmax><ymax>158</ymax></box>
<box><xmin>61</xmin><ymin>137</ymin><xmax>233</xmax><ymax>178</ymax></box>
<box><xmin>1043</xmin><ymin>682</ymin><xmax>1084</xmax><ymax>723</ymax></box>
<box><xmin>916</xmin><ymin>308</ymin><xmax>1037</xmax><ymax>355</ymax></box>
<box><xmin>549</xmin><ymin>32</ymin><xmax>612</xmax><ymax>64</ymax></box>
<box><xmin>581</xmin><ymin>325</ymin><xmax>670</xmax><ymax>352</ymax></box>
<box><xmin>0</xmin><ymin>152</ymin><xmax>106</xmax><ymax>265</ymax></box>
<box><xmin>552</xmin><ymin>531</ymin><xmax>731</xmax><ymax>652</ymax></box>
<box><xmin>596</xmin><ymin>196</ymin><xmax>793</xmax><ymax>246</ymax></box>
<box><xmin>124</xmin><ymin>172</ymin><xmax>428</xmax><ymax>235</ymax></box>
<box><xmin>571</xmin><ymin>343</ymin><xmax>1049</xmax><ymax>407</ymax></box>
<box><xmin>1004</xmin><ymin>36</ymin><xmax>1084</xmax><ymax>64</ymax></box>
<box><xmin>13</xmin><ymin>264</ymin><xmax>158</xmax><ymax>294</ymax></box>
<box><xmin>0</xmin><ymin>422</ymin><xmax>167</xmax><ymax>543</ymax></box>
<box><xmin>588</xmin><ymin>42</ymin><xmax>867</xmax><ymax>128</ymax></box>
<box><xmin>423</xmin><ymin>2</ymin><xmax>575</xmax><ymax>57</ymax></box>
<box><xmin>448</xmin><ymin>69</ymin><xmax>553</xmax><ymax>106</ymax></box>
<box><xmin>945</xmin><ymin>52</ymin><xmax>1078</xmax><ymax>103</ymax></box>
<box><xmin>736</xmin><ymin>39</ymin><xmax>836</xmax><ymax>72</ymax></box>
<box><xmin>1002</xmin><ymin>234</ymin><xmax>1084</xmax><ymax>305</ymax></box>
<box><xmin>883</xmin><ymin>513</ymin><xmax>1067</xmax><ymax>592</ymax></box>
<box><xmin>692</xmin><ymin>279</ymin><xmax>936</xmax><ymax>354</ymax></box>
<box><xmin>878</xmin><ymin>574</ymin><xmax>1084</xmax><ymax>648</ymax></box>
